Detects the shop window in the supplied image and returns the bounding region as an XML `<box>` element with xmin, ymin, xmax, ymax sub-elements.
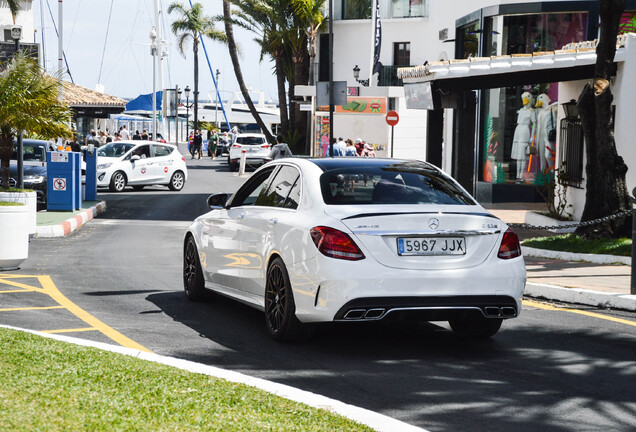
<box><xmin>344</xmin><ymin>0</ymin><xmax>371</xmax><ymax>20</ymax></box>
<box><xmin>389</xmin><ymin>0</ymin><xmax>426</xmax><ymax>18</ymax></box>
<box><xmin>459</xmin><ymin>21</ymin><xmax>479</xmax><ymax>59</ymax></box>
<box><xmin>481</xmin><ymin>85</ymin><xmax>558</xmax><ymax>186</ymax></box>
<box><xmin>393</xmin><ymin>42</ymin><xmax>410</xmax><ymax>66</ymax></box>
<box><xmin>484</xmin><ymin>13</ymin><xmax>589</xmax><ymax>57</ymax></box>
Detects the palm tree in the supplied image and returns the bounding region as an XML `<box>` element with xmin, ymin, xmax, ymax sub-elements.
<box><xmin>227</xmin><ymin>0</ymin><xmax>291</xmax><ymax>134</ymax></box>
<box><xmin>168</xmin><ymin>2</ymin><xmax>227</xmax><ymax>133</ymax></box>
<box><xmin>292</xmin><ymin>0</ymin><xmax>326</xmax><ymax>87</ymax></box>
<box><xmin>0</xmin><ymin>54</ymin><xmax>73</xmax><ymax>189</ymax></box>
<box><xmin>222</xmin><ymin>0</ymin><xmax>275</xmax><ymax>143</ymax></box>
<box><xmin>6</xmin><ymin>0</ymin><xmax>20</xmax><ymax>24</ymax></box>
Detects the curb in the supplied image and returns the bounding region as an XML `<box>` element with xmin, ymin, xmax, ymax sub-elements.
<box><xmin>0</xmin><ymin>325</ymin><xmax>429</xmax><ymax>432</ymax></box>
<box><xmin>522</xmin><ymin>246</ymin><xmax>631</xmax><ymax>265</ymax></box>
<box><xmin>525</xmin><ymin>282</ymin><xmax>636</xmax><ymax>311</ymax></box>
<box><xmin>35</xmin><ymin>201</ymin><xmax>107</xmax><ymax>238</ymax></box>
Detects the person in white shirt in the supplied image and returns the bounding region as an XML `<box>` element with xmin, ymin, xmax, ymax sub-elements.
<box><xmin>335</xmin><ymin>137</ymin><xmax>346</xmax><ymax>153</ymax></box>
<box><xmin>119</xmin><ymin>125</ymin><xmax>130</xmax><ymax>140</ymax></box>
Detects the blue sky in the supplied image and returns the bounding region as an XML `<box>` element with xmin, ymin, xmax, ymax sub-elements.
<box><xmin>33</xmin><ymin>0</ymin><xmax>278</xmax><ymax>101</ymax></box>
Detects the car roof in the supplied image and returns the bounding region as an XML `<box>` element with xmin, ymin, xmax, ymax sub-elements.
<box><xmin>235</xmin><ymin>133</ymin><xmax>266</xmax><ymax>137</ymax></box>
<box><xmin>307</xmin><ymin>157</ymin><xmax>438</xmax><ymax>172</ymax></box>
<box><xmin>115</xmin><ymin>140</ymin><xmax>176</xmax><ymax>148</ymax></box>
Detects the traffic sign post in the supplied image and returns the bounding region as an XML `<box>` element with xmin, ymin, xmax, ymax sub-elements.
<box><xmin>386</xmin><ymin>111</ymin><xmax>399</xmax><ymax>158</ymax></box>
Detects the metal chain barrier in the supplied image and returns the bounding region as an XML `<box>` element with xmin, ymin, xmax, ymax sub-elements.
<box><xmin>507</xmin><ymin>208</ymin><xmax>633</xmax><ymax>231</ymax></box>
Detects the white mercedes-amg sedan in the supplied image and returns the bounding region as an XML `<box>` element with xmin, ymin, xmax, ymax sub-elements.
<box><xmin>183</xmin><ymin>158</ymin><xmax>526</xmax><ymax>341</ymax></box>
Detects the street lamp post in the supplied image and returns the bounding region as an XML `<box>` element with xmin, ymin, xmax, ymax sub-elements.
<box><xmin>176</xmin><ymin>85</ymin><xmax>182</xmax><ymax>146</ymax></box>
<box><xmin>10</xmin><ymin>26</ymin><xmax>24</xmax><ymax>188</ymax></box>
<box><xmin>184</xmin><ymin>85</ymin><xmax>191</xmax><ymax>149</ymax></box>
<box><xmin>150</xmin><ymin>27</ymin><xmax>158</xmax><ymax>141</ymax></box>
<box><xmin>215</xmin><ymin>69</ymin><xmax>220</xmax><ymax>129</ymax></box>
<box><xmin>352</xmin><ymin>65</ymin><xmax>369</xmax><ymax>87</ymax></box>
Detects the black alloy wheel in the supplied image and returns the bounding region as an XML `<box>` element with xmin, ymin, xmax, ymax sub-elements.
<box><xmin>183</xmin><ymin>236</ymin><xmax>207</xmax><ymax>301</ymax></box>
<box><xmin>264</xmin><ymin>257</ymin><xmax>311</xmax><ymax>342</ymax></box>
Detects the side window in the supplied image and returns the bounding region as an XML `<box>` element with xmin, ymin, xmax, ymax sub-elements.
<box><xmin>153</xmin><ymin>145</ymin><xmax>172</xmax><ymax>157</ymax></box>
<box><xmin>256</xmin><ymin>165</ymin><xmax>300</xmax><ymax>208</ymax></box>
<box><xmin>230</xmin><ymin>167</ymin><xmax>277</xmax><ymax>207</ymax></box>
<box><xmin>127</xmin><ymin>145</ymin><xmax>150</xmax><ymax>159</ymax></box>
<box><xmin>284</xmin><ymin>178</ymin><xmax>301</xmax><ymax>209</ymax></box>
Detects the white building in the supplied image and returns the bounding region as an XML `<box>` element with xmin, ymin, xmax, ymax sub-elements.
<box><xmin>321</xmin><ymin>0</ymin><xmax>636</xmax><ymax>216</ymax></box>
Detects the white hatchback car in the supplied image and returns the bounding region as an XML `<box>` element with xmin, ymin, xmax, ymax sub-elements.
<box><xmin>227</xmin><ymin>133</ymin><xmax>271</xmax><ymax>172</ymax></box>
<box><xmin>183</xmin><ymin>158</ymin><xmax>526</xmax><ymax>341</ymax></box>
<box><xmin>96</xmin><ymin>141</ymin><xmax>188</xmax><ymax>192</ymax></box>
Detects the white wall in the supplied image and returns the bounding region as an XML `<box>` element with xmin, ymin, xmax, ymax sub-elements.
<box><xmin>0</xmin><ymin>1</ymin><xmax>35</xmax><ymax>43</ymax></box>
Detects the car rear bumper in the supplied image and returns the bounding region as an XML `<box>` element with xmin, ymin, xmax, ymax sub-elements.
<box><xmin>289</xmin><ymin>255</ymin><xmax>526</xmax><ymax>323</ymax></box>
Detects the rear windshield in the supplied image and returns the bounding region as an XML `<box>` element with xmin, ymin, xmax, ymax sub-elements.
<box><xmin>97</xmin><ymin>142</ymin><xmax>135</xmax><ymax>157</ymax></box>
<box><xmin>236</xmin><ymin>136</ymin><xmax>266</xmax><ymax>145</ymax></box>
<box><xmin>319</xmin><ymin>162</ymin><xmax>475</xmax><ymax>205</ymax></box>
<box><xmin>12</xmin><ymin>143</ymin><xmax>47</xmax><ymax>162</ymax></box>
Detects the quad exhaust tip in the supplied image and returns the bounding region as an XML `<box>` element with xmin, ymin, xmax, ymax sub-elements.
<box><xmin>343</xmin><ymin>308</ymin><xmax>386</xmax><ymax>320</ymax></box>
<box><xmin>485</xmin><ymin>306</ymin><xmax>517</xmax><ymax>318</ymax></box>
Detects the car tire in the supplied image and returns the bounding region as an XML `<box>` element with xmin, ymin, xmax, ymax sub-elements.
<box><xmin>229</xmin><ymin>162</ymin><xmax>238</xmax><ymax>172</ymax></box>
<box><xmin>109</xmin><ymin>171</ymin><xmax>127</xmax><ymax>192</ymax></box>
<box><xmin>132</xmin><ymin>185</ymin><xmax>145</xmax><ymax>191</ymax></box>
<box><xmin>169</xmin><ymin>170</ymin><xmax>185</xmax><ymax>191</ymax></box>
<box><xmin>449</xmin><ymin>318</ymin><xmax>503</xmax><ymax>339</ymax></box>
<box><xmin>264</xmin><ymin>257</ymin><xmax>312</xmax><ymax>342</ymax></box>
<box><xmin>183</xmin><ymin>236</ymin><xmax>208</xmax><ymax>301</ymax></box>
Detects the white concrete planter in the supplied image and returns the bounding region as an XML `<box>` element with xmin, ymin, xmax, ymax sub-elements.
<box><xmin>525</xmin><ymin>211</ymin><xmax>576</xmax><ymax>234</ymax></box>
<box><xmin>0</xmin><ymin>203</ymin><xmax>29</xmax><ymax>270</ymax></box>
<box><xmin>0</xmin><ymin>190</ymin><xmax>37</xmax><ymax>235</ymax></box>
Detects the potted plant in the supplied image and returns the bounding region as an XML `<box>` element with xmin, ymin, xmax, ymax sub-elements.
<box><xmin>0</xmin><ymin>53</ymin><xmax>73</xmax><ymax>267</ymax></box>
<box><xmin>0</xmin><ymin>201</ymin><xmax>29</xmax><ymax>270</ymax></box>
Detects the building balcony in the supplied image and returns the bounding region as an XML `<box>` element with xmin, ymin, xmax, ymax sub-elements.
<box><xmin>377</xmin><ymin>65</ymin><xmax>414</xmax><ymax>87</ymax></box>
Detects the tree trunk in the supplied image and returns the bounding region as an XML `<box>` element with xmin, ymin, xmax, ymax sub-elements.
<box><xmin>575</xmin><ymin>0</ymin><xmax>631</xmax><ymax>238</ymax></box>
<box><xmin>222</xmin><ymin>0</ymin><xmax>275</xmax><ymax>143</ymax></box>
<box><xmin>274</xmin><ymin>52</ymin><xmax>289</xmax><ymax>134</ymax></box>
<box><xmin>0</xmin><ymin>132</ymin><xmax>12</xmax><ymax>190</ymax></box>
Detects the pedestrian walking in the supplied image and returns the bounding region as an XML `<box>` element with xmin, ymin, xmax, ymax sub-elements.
<box><xmin>87</xmin><ymin>129</ymin><xmax>100</xmax><ymax>148</ymax></box>
<box><xmin>193</xmin><ymin>129</ymin><xmax>203</xmax><ymax>160</ymax></box>
<box><xmin>141</xmin><ymin>130</ymin><xmax>149</xmax><ymax>140</ymax></box>
<box><xmin>355</xmin><ymin>138</ymin><xmax>364</xmax><ymax>156</ymax></box>
<box><xmin>133</xmin><ymin>130</ymin><xmax>141</xmax><ymax>140</ymax></box>
<box><xmin>362</xmin><ymin>142</ymin><xmax>376</xmax><ymax>157</ymax></box>
<box><xmin>119</xmin><ymin>125</ymin><xmax>130</xmax><ymax>140</ymax></box>
<box><xmin>345</xmin><ymin>139</ymin><xmax>358</xmax><ymax>156</ymax></box>
<box><xmin>267</xmin><ymin>135</ymin><xmax>293</xmax><ymax>161</ymax></box>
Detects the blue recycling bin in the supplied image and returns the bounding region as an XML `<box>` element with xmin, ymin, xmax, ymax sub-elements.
<box><xmin>84</xmin><ymin>148</ymin><xmax>97</xmax><ymax>201</ymax></box>
<box><xmin>47</xmin><ymin>151</ymin><xmax>81</xmax><ymax>211</ymax></box>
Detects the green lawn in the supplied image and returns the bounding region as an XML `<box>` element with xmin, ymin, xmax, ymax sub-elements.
<box><xmin>0</xmin><ymin>328</ymin><xmax>374</xmax><ymax>432</ymax></box>
<box><xmin>522</xmin><ymin>234</ymin><xmax>632</xmax><ymax>257</ymax></box>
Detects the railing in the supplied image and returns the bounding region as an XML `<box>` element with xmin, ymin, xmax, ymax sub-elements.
<box><xmin>377</xmin><ymin>65</ymin><xmax>414</xmax><ymax>87</ymax></box>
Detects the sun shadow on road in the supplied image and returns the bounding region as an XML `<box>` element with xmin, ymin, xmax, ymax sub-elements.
<box><xmin>145</xmin><ymin>290</ymin><xmax>636</xmax><ymax>432</ymax></box>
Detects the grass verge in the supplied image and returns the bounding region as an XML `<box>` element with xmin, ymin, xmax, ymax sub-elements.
<box><xmin>522</xmin><ymin>234</ymin><xmax>631</xmax><ymax>257</ymax></box>
<box><xmin>0</xmin><ymin>328</ymin><xmax>374</xmax><ymax>432</ymax></box>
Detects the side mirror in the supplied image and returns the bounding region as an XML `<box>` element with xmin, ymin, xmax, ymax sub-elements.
<box><xmin>130</xmin><ymin>155</ymin><xmax>140</xmax><ymax>162</ymax></box>
<box><xmin>207</xmin><ymin>193</ymin><xmax>230</xmax><ymax>209</ymax></box>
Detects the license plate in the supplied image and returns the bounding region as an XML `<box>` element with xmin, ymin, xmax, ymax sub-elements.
<box><xmin>397</xmin><ymin>237</ymin><xmax>466</xmax><ymax>256</ymax></box>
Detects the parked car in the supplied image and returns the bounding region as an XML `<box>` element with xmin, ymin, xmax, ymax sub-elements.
<box><xmin>183</xmin><ymin>158</ymin><xmax>526</xmax><ymax>341</ymax></box>
<box><xmin>96</xmin><ymin>141</ymin><xmax>187</xmax><ymax>192</ymax></box>
<box><xmin>227</xmin><ymin>133</ymin><xmax>270</xmax><ymax>172</ymax></box>
<box><xmin>9</xmin><ymin>139</ymin><xmax>50</xmax><ymax>207</ymax></box>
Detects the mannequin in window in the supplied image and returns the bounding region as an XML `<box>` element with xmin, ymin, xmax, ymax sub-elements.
<box><xmin>534</xmin><ymin>93</ymin><xmax>557</xmax><ymax>172</ymax></box>
<box><xmin>510</xmin><ymin>92</ymin><xmax>535</xmax><ymax>180</ymax></box>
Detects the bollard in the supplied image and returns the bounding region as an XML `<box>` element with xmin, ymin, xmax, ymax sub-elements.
<box><xmin>631</xmin><ymin>187</ymin><xmax>636</xmax><ymax>295</ymax></box>
<box><xmin>238</xmin><ymin>150</ymin><xmax>247</xmax><ymax>177</ymax></box>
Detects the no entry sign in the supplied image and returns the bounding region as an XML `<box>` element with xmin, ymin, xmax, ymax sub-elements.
<box><xmin>386</xmin><ymin>110</ymin><xmax>399</xmax><ymax>127</ymax></box>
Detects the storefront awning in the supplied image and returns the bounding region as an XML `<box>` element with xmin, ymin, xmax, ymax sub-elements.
<box><xmin>398</xmin><ymin>37</ymin><xmax>631</xmax><ymax>102</ymax></box>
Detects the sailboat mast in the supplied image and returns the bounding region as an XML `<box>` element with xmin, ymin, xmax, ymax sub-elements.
<box><xmin>58</xmin><ymin>0</ymin><xmax>63</xmax><ymax>96</ymax></box>
<box><xmin>153</xmin><ymin>0</ymin><xmax>166</xmax><ymax>138</ymax></box>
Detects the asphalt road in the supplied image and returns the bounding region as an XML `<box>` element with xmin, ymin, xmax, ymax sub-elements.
<box><xmin>2</xmin><ymin>152</ymin><xmax>635</xmax><ymax>432</ymax></box>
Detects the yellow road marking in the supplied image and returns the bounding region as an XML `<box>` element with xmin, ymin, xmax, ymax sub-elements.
<box><xmin>0</xmin><ymin>275</ymin><xmax>152</xmax><ymax>352</ymax></box>
<box><xmin>0</xmin><ymin>290</ymin><xmax>33</xmax><ymax>294</ymax></box>
<box><xmin>523</xmin><ymin>299</ymin><xmax>636</xmax><ymax>327</ymax></box>
<box><xmin>0</xmin><ymin>306</ymin><xmax>65</xmax><ymax>312</ymax></box>
<box><xmin>42</xmin><ymin>327</ymin><xmax>98</xmax><ymax>334</ymax></box>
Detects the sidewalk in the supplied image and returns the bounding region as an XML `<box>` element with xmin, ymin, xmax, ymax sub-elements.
<box><xmin>486</xmin><ymin>203</ymin><xmax>636</xmax><ymax>312</ymax></box>
<box><xmin>36</xmin><ymin>201</ymin><xmax>107</xmax><ymax>237</ymax></box>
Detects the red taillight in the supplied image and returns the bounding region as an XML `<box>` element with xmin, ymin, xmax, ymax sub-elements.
<box><xmin>260</xmin><ymin>144</ymin><xmax>270</xmax><ymax>148</ymax></box>
<box><xmin>497</xmin><ymin>228</ymin><xmax>521</xmax><ymax>259</ymax></box>
<box><xmin>181</xmin><ymin>156</ymin><xmax>186</xmax><ymax>162</ymax></box>
<box><xmin>310</xmin><ymin>226</ymin><xmax>365</xmax><ymax>261</ymax></box>
<box><xmin>232</xmin><ymin>144</ymin><xmax>241</xmax><ymax>149</ymax></box>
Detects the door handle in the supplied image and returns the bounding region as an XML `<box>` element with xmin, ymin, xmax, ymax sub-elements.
<box><xmin>268</xmin><ymin>218</ymin><xmax>278</xmax><ymax>226</ymax></box>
